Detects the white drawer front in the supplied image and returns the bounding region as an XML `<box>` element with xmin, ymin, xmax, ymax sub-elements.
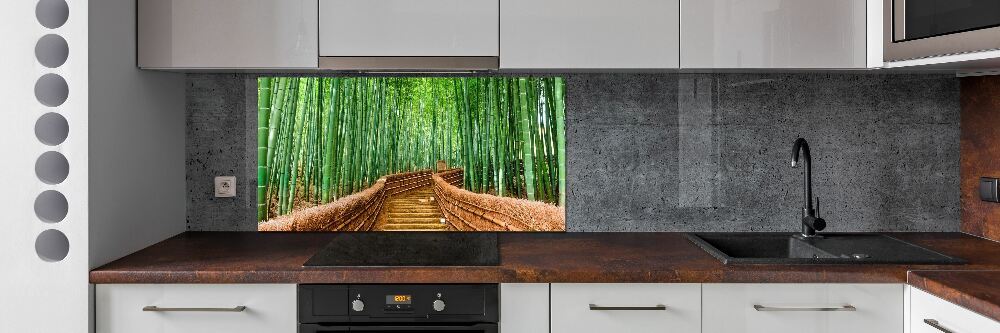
<box><xmin>96</xmin><ymin>284</ymin><xmax>296</xmax><ymax>333</ymax></box>
<box><xmin>910</xmin><ymin>287</ymin><xmax>1000</xmax><ymax>333</ymax></box>
<box><xmin>703</xmin><ymin>283</ymin><xmax>903</xmax><ymax>333</ymax></box>
<box><xmin>551</xmin><ymin>283</ymin><xmax>700</xmax><ymax>333</ymax></box>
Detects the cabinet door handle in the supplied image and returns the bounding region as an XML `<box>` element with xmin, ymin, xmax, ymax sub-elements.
<box><xmin>589</xmin><ymin>304</ymin><xmax>667</xmax><ymax>311</ymax></box>
<box><xmin>923</xmin><ymin>319</ymin><xmax>955</xmax><ymax>333</ymax></box>
<box><xmin>143</xmin><ymin>306</ymin><xmax>247</xmax><ymax>312</ymax></box>
<box><xmin>753</xmin><ymin>304</ymin><xmax>856</xmax><ymax>312</ymax></box>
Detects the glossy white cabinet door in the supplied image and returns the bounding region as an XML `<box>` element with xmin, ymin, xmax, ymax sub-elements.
<box><xmin>138</xmin><ymin>0</ymin><xmax>318</xmax><ymax>69</ymax></box>
<box><xmin>551</xmin><ymin>283</ymin><xmax>700</xmax><ymax>333</ymax></box>
<box><xmin>702</xmin><ymin>283</ymin><xmax>903</xmax><ymax>333</ymax></box>
<box><xmin>500</xmin><ymin>284</ymin><xmax>549</xmax><ymax>333</ymax></box>
<box><xmin>320</xmin><ymin>0</ymin><xmax>499</xmax><ymax>57</ymax></box>
<box><xmin>501</xmin><ymin>0</ymin><xmax>680</xmax><ymax>69</ymax></box>
<box><xmin>96</xmin><ymin>284</ymin><xmax>297</xmax><ymax>333</ymax></box>
<box><xmin>910</xmin><ymin>287</ymin><xmax>1000</xmax><ymax>333</ymax></box>
<box><xmin>681</xmin><ymin>0</ymin><xmax>869</xmax><ymax>68</ymax></box>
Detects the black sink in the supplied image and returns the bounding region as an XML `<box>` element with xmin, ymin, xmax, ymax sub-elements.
<box><xmin>686</xmin><ymin>233</ymin><xmax>965</xmax><ymax>265</ymax></box>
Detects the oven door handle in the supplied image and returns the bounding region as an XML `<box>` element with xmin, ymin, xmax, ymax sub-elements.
<box><xmin>298</xmin><ymin>325</ymin><xmax>349</xmax><ymax>333</ymax></box>
<box><xmin>348</xmin><ymin>323</ymin><xmax>498</xmax><ymax>332</ymax></box>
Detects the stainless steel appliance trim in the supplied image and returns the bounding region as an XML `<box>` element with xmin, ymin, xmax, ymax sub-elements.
<box><xmin>923</xmin><ymin>319</ymin><xmax>955</xmax><ymax>333</ymax></box>
<box><xmin>753</xmin><ymin>304</ymin><xmax>857</xmax><ymax>312</ymax></box>
<box><xmin>892</xmin><ymin>0</ymin><xmax>905</xmax><ymax>41</ymax></box>
<box><xmin>142</xmin><ymin>305</ymin><xmax>247</xmax><ymax>312</ymax></box>
<box><xmin>318</xmin><ymin>57</ymin><xmax>499</xmax><ymax>71</ymax></box>
<box><xmin>588</xmin><ymin>304</ymin><xmax>667</xmax><ymax>311</ymax></box>
<box><xmin>884</xmin><ymin>0</ymin><xmax>1000</xmax><ymax>62</ymax></box>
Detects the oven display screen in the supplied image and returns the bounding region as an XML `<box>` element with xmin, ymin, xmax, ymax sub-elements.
<box><xmin>386</xmin><ymin>295</ymin><xmax>412</xmax><ymax>304</ymax></box>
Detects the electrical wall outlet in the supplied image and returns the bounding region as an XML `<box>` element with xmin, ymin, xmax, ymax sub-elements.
<box><xmin>215</xmin><ymin>176</ymin><xmax>236</xmax><ymax>198</ymax></box>
<box><xmin>980</xmin><ymin>177</ymin><xmax>999</xmax><ymax>202</ymax></box>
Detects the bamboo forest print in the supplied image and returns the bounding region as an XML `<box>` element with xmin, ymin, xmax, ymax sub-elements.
<box><xmin>257</xmin><ymin>77</ymin><xmax>566</xmax><ymax>232</ymax></box>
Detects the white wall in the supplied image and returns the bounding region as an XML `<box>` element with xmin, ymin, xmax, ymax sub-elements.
<box><xmin>0</xmin><ymin>0</ymin><xmax>185</xmax><ymax>331</ymax></box>
<box><xmin>0</xmin><ymin>0</ymin><xmax>90</xmax><ymax>331</ymax></box>
<box><xmin>88</xmin><ymin>0</ymin><xmax>186</xmax><ymax>270</ymax></box>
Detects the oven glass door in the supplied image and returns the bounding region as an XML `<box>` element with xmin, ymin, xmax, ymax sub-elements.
<box><xmin>300</xmin><ymin>324</ymin><xmax>498</xmax><ymax>333</ymax></box>
<box><xmin>898</xmin><ymin>0</ymin><xmax>1000</xmax><ymax>41</ymax></box>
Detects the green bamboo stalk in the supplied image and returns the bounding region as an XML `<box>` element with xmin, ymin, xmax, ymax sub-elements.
<box><xmin>545</xmin><ymin>79</ymin><xmax>557</xmax><ymax>203</ymax></box>
<box><xmin>516</xmin><ymin>78</ymin><xmax>536</xmax><ymax>201</ymax></box>
<box><xmin>264</xmin><ymin>78</ymin><xmax>289</xmax><ymax>219</ymax></box>
<box><xmin>495</xmin><ymin>78</ymin><xmax>506</xmax><ymax>197</ymax></box>
<box><xmin>302</xmin><ymin>79</ymin><xmax>317</xmax><ymax>204</ymax></box>
<box><xmin>283</xmin><ymin>79</ymin><xmax>300</xmax><ymax>213</ymax></box>
<box><xmin>526</xmin><ymin>78</ymin><xmax>545</xmax><ymax>202</ymax></box>
<box><xmin>553</xmin><ymin>78</ymin><xmax>566</xmax><ymax>206</ymax></box>
<box><xmin>321</xmin><ymin>78</ymin><xmax>337</xmax><ymax>202</ymax></box>
<box><xmin>479</xmin><ymin>78</ymin><xmax>489</xmax><ymax>193</ymax></box>
<box><xmin>432</xmin><ymin>83</ymin><xmax>438</xmax><ymax>165</ymax></box>
<box><xmin>459</xmin><ymin>78</ymin><xmax>473</xmax><ymax>189</ymax></box>
<box><xmin>256</xmin><ymin>77</ymin><xmax>273</xmax><ymax>221</ymax></box>
<box><xmin>284</xmin><ymin>78</ymin><xmax>310</xmax><ymax>213</ymax></box>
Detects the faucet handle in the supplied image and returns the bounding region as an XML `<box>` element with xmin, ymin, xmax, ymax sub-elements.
<box><xmin>815</xmin><ymin>196</ymin><xmax>820</xmax><ymax>218</ymax></box>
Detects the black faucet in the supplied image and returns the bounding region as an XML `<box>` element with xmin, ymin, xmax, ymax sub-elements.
<box><xmin>791</xmin><ymin>138</ymin><xmax>826</xmax><ymax>237</ymax></box>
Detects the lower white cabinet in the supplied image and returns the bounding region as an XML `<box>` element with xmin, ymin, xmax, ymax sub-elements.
<box><xmin>702</xmin><ymin>283</ymin><xmax>903</xmax><ymax>333</ymax></box>
<box><xmin>96</xmin><ymin>284</ymin><xmax>297</xmax><ymax>333</ymax></box>
<box><xmin>910</xmin><ymin>287</ymin><xmax>1000</xmax><ymax>333</ymax></box>
<box><xmin>551</xmin><ymin>283</ymin><xmax>701</xmax><ymax>333</ymax></box>
<box><xmin>94</xmin><ymin>282</ymin><xmax>1000</xmax><ymax>333</ymax></box>
<box><xmin>501</xmin><ymin>283</ymin><xmax>549</xmax><ymax>333</ymax></box>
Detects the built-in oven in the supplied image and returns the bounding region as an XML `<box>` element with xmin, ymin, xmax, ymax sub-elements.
<box><xmin>884</xmin><ymin>0</ymin><xmax>1000</xmax><ymax>61</ymax></box>
<box><xmin>299</xmin><ymin>284</ymin><xmax>499</xmax><ymax>333</ymax></box>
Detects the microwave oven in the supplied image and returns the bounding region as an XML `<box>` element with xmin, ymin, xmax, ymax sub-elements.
<box><xmin>884</xmin><ymin>0</ymin><xmax>1000</xmax><ymax>62</ymax></box>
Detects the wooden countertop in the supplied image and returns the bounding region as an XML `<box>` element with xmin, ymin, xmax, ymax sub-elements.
<box><xmin>908</xmin><ymin>270</ymin><xmax>1000</xmax><ymax>322</ymax></box>
<box><xmin>91</xmin><ymin>232</ymin><xmax>1000</xmax><ymax>284</ymax></box>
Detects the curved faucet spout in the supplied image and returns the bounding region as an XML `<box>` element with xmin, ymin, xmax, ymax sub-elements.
<box><xmin>791</xmin><ymin>138</ymin><xmax>824</xmax><ymax>237</ymax></box>
<box><xmin>791</xmin><ymin>138</ymin><xmax>813</xmax><ymax>213</ymax></box>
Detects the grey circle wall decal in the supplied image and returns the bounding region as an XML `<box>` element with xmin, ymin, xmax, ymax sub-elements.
<box><xmin>35</xmin><ymin>34</ymin><xmax>69</xmax><ymax>68</ymax></box>
<box><xmin>35</xmin><ymin>112</ymin><xmax>69</xmax><ymax>146</ymax></box>
<box><xmin>35</xmin><ymin>73</ymin><xmax>69</xmax><ymax>107</ymax></box>
<box><xmin>36</xmin><ymin>0</ymin><xmax>69</xmax><ymax>29</ymax></box>
<box><xmin>35</xmin><ymin>229</ymin><xmax>70</xmax><ymax>262</ymax></box>
<box><xmin>34</xmin><ymin>190</ymin><xmax>68</xmax><ymax>223</ymax></box>
<box><xmin>35</xmin><ymin>151</ymin><xmax>70</xmax><ymax>185</ymax></box>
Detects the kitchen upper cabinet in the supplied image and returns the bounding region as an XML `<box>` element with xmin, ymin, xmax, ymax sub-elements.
<box><xmin>138</xmin><ymin>0</ymin><xmax>318</xmax><ymax>69</ymax></box>
<box><xmin>910</xmin><ymin>287</ymin><xmax>1000</xmax><ymax>333</ymax></box>
<box><xmin>319</xmin><ymin>0</ymin><xmax>499</xmax><ymax>57</ymax></box>
<box><xmin>550</xmin><ymin>283</ymin><xmax>700</xmax><ymax>333</ymax></box>
<box><xmin>500</xmin><ymin>0</ymin><xmax>680</xmax><ymax>69</ymax></box>
<box><xmin>681</xmin><ymin>0</ymin><xmax>877</xmax><ymax>68</ymax></box>
<box><xmin>702</xmin><ymin>284</ymin><xmax>903</xmax><ymax>333</ymax></box>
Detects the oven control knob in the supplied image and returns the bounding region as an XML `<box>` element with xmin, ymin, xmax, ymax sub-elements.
<box><xmin>432</xmin><ymin>299</ymin><xmax>446</xmax><ymax>312</ymax></box>
<box><xmin>351</xmin><ymin>299</ymin><xmax>365</xmax><ymax>312</ymax></box>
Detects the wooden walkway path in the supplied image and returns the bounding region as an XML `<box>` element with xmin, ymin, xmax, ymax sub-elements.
<box><xmin>378</xmin><ymin>185</ymin><xmax>454</xmax><ymax>231</ymax></box>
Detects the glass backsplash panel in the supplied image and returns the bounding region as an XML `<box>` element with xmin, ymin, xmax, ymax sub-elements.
<box><xmin>257</xmin><ymin>77</ymin><xmax>566</xmax><ymax>232</ymax></box>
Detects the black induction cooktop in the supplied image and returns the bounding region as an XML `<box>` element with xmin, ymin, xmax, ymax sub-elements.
<box><xmin>303</xmin><ymin>232</ymin><xmax>500</xmax><ymax>267</ymax></box>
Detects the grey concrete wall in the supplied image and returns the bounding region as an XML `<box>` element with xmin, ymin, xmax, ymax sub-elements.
<box><xmin>186</xmin><ymin>75</ymin><xmax>257</xmax><ymax>231</ymax></box>
<box><xmin>186</xmin><ymin>73</ymin><xmax>960</xmax><ymax>232</ymax></box>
